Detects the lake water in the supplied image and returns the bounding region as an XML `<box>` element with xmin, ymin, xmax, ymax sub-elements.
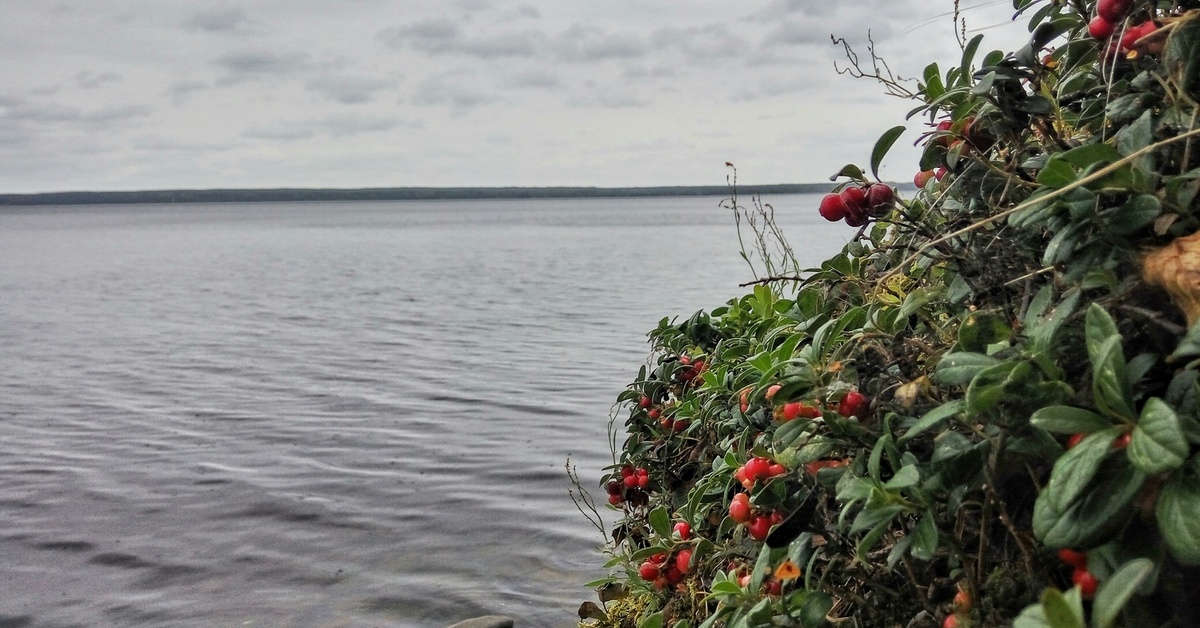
<box><xmin>0</xmin><ymin>195</ymin><xmax>847</xmax><ymax>627</ymax></box>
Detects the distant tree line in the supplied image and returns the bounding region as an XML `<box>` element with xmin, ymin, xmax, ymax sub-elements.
<box><xmin>0</xmin><ymin>184</ymin><xmax>848</xmax><ymax>207</ymax></box>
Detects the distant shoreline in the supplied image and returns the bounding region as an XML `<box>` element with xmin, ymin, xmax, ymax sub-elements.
<box><xmin>0</xmin><ymin>184</ymin><xmax>849</xmax><ymax>207</ymax></box>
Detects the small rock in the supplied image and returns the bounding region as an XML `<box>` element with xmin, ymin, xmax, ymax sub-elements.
<box><xmin>447</xmin><ymin>615</ymin><xmax>515</xmax><ymax>628</ymax></box>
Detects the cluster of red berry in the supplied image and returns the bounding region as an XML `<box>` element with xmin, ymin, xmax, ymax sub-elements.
<box><xmin>769</xmin><ymin>389</ymin><xmax>869</xmax><ymax>423</ymax></box>
<box><xmin>637</xmin><ymin>550</ymin><xmax>691</xmax><ymax>590</ymax></box>
<box><xmin>606</xmin><ymin>465</ymin><xmax>651</xmax><ymax>506</ymax></box>
<box><xmin>776</xmin><ymin>400</ymin><xmax>821</xmax><ymax>422</ymax></box>
<box><xmin>1059</xmin><ymin>548</ymin><xmax>1099</xmax><ymax>598</ymax></box>
<box><xmin>941</xmin><ymin>586</ymin><xmax>972</xmax><ymax>628</ymax></box>
<box><xmin>1087</xmin><ymin>0</ymin><xmax>1160</xmax><ymax>57</ymax></box>
<box><xmin>640</xmin><ymin>395</ymin><xmax>689</xmax><ymax>432</ymax></box>
<box><xmin>728</xmin><ymin>492</ymin><xmax>784</xmax><ymax>541</ymax></box>
<box><xmin>733</xmin><ymin>456</ymin><xmax>787</xmax><ymax>490</ymax></box>
<box><xmin>818</xmin><ymin>183</ymin><xmax>895</xmax><ymax>227</ymax></box>
<box><xmin>674</xmin><ymin>355</ymin><xmax>706</xmax><ymax>384</ymax></box>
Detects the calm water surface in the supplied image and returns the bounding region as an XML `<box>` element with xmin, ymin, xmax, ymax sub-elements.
<box><xmin>0</xmin><ymin>196</ymin><xmax>847</xmax><ymax>627</ymax></box>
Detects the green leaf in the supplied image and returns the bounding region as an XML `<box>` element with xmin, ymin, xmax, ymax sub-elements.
<box><xmin>934</xmin><ymin>352</ymin><xmax>1000</xmax><ymax>387</ymax></box>
<box><xmin>1091</xmin><ymin>558</ymin><xmax>1154</xmax><ymax>628</ymax></box>
<box><xmin>1041</xmin><ymin>428</ymin><xmax>1121</xmax><ymax>514</ymax></box>
<box><xmin>1038</xmin><ymin>156</ymin><xmax>1078</xmax><ymax>188</ymax></box>
<box><xmin>901</xmin><ymin>400</ymin><xmax>966</xmax><ymax>442</ymax></box>
<box><xmin>1034</xmin><ymin>454</ymin><xmax>1145</xmax><ymax>549</ymax></box>
<box><xmin>1030</xmin><ymin>406</ymin><xmax>1111</xmax><ymax>435</ymax></box>
<box><xmin>910</xmin><ymin>512</ymin><xmax>937</xmax><ymax>561</ymax></box>
<box><xmin>640</xmin><ymin>611</ymin><xmax>665</xmax><ymax>628</ymax></box>
<box><xmin>1165</xmin><ymin>10</ymin><xmax>1200</xmax><ymax>100</ymax></box>
<box><xmin>898</xmin><ymin>285</ymin><xmax>944</xmax><ymax>320</ymax></box>
<box><xmin>1029</xmin><ymin>289</ymin><xmax>1082</xmax><ymax>349</ymax></box>
<box><xmin>870</xmin><ymin>125</ymin><xmax>906</xmax><ymax>181</ymax></box>
<box><xmin>830</xmin><ymin>164</ymin><xmax>866</xmax><ymax>182</ymax></box>
<box><xmin>1116</xmin><ymin>109</ymin><xmax>1154</xmax><ymax>158</ymax></box>
<box><xmin>1129</xmin><ymin>398</ymin><xmax>1188</xmax><ymax>475</ymax></box>
<box><xmin>800</xmin><ymin>591</ymin><xmax>833</xmax><ymax>627</ymax></box>
<box><xmin>649</xmin><ymin>506</ymin><xmax>671</xmax><ymax>538</ymax></box>
<box><xmin>1086</xmin><ymin>305</ymin><xmax>1134</xmax><ymax>419</ymax></box>
<box><xmin>885</xmin><ymin>464</ymin><xmax>920</xmax><ymax>489</ymax></box>
<box><xmin>1042</xmin><ymin>587</ymin><xmax>1085</xmax><ymax>628</ymax></box>
<box><xmin>958</xmin><ymin>311</ymin><xmax>1012</xmax><ymax>352</ymax></box>
<box><xmin>1104</xmin><ymin>194</ymin><xmax>1160</xmax><ymax>236</ymax></box>
<box><xmin>1156</xmin><ymin>464</ymin><xmax>1200</xmax><ymax>565</ymax></box>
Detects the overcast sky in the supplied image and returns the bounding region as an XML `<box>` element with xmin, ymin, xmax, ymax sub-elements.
<box><xmin>0</xmin><ymin>1</ymin><xmax>1030</xmax><ymax>193</ymax></box>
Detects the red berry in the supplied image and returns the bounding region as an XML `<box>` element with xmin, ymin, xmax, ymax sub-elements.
<box><xmin>637</xmin><ymin>474</ymin><xmax>649</xmax><ymax>488</ymax></box>
<box><xmin>1066</xmin><ymin>433</ymin><xmax>1086</xmax><ymax>449</ymax></box>
<box><xmin>1120</xmin><ymin>21</ymin><xmax>1158</xmax><ymax>52</ymax></box>
<box><xmin>672</xmin><ymin>419</ymin><xmax>688</xmax><ymax>431</ymax></box>
<box><xmin>764</xmin><ymin>578</ymin><xmax>782</xmax><ymax>596</ymax></box>
<box><xmin>953</xmin><ymin>588</ymin><xmax>972</xmax><ymax>612</ymax></box>
<box><xmin>943</xmin><ymin>615</ymin><xmax>960</xmax><ymax>628</ymax></box>
<box><xmin>818</xmin><ymin>193</ymin><xmax>848</xmax><ymax>222</ymax></box>
<box><xmin>747</xmin><ymin>515</ymin><xmax>772</xmax><ymax>541</ymax></box>
<box><xmin>608</xmin><ymin>493</ymin><xmax>624</xmax><ymax>505</ymax></box>
<box><xmin>838</xmin><ymin>391</ymin><xmax>869</xmax><ymax>418</ymax></box>
<box><xmin>1058</xmin><ymin>548</ymin><xmax>1088</xmax><ymax>569</ymax></box>
<box><xmin>675</xmin><ymin>548</ymin><xmax>693</xmax><ymax>574</ymax></box>
<box><xmin>1113</xmin><ymin>432</ymin><xmax>1131</xmax><ymax>449</ymax></box>
<box><xmin>1073</xmin><ymin>567</ymin><xmax>1099</xmax><ymax>599</ymax></box>
<box><xmin>767</xmin><ymin>463</ymin><xmax>786</xmax><ymax>478</ymax></box>
<box><xmin>739</xmin><ymin>402</ymin><xmax>749</xmax><ymax>414</ymax></box>
<box><xmin>638</xmin><ymin>396</ymin><xmax>651</xmax><ymax>409</ymax></box>
<box><xmin>769</xmin><ymin>510</ymin><xmax>784</xmax><ymax>525</ymax></box>
<box><xmin>729</xmin><ymin>494</ymin><xmax>752</xmax><ymax>523</ymax></box>
<box><xmin>624</xmin><ymin>474</ymin><xmax>640</xmax><ymax>489</ymax></box>
<box><xmin>650</xmin><ymin>552</ymin><xmax>668</xmax><ymax>564</ymax></box>
<box><xmin>865</xmin><ymin>183</ymin><xmax>895</xmax><ymax>215</ymax></box>
<box><xmin>673</xmin><ymin>521</ymin><xmax>691</xmax><ymax>541</ymax></box>
<box><xmin>840</xmin><ymin>186</ymin><xmax>868</xmax><ymax>214</ymax></box>
<box><xmin>665</xmin><ymin>565</ymin><xmax>684</xmax><ymax>584</ymax></box>
<box><xmin>744</xmin><ymin>457</ymin><xmax>771</xmax><ymax>481</ymax></box>
<box><xmin>934</xmin><ymin>166</ymin><xmax>948</xmax><ymax>181</ymax></box>
<box><xmin>638</xmin><ymin>560</ymin><xmax>659</xmax><ymax>580</ymax></box>
<box><xmin>1098</xmin><ymin>0</ymin><xmax>1132</xmax><ymax>22</ymax></box>
<box><xmin>621</xmin><ymin>465</ymin><xmax>634</xmax><ymax>478</ymax></box>
<box><xmin>765</xmin><ymin>384</ymin><xmax>782</xmax><ymax>401</ymax></box>
<box><xmin>844</xmin><ymin>204</ymin><xmax>868</xmax><ymax>227</ymax></box>
<box><xmin>914</xmin><ymin>170</ymin><xmax>935</xmax><ymax>188</ymax></box>
<box><xmin>1088</xmin><ymin>16</ymin><xmax>1115</xmax><ymax>39</ymax></box>
<box><xmin>606</xmin><ymin>479</ymin><xmax>622</xmax><ymax>495</ymax></box>
<box><xmin>648</xmin><ymin>408</ymin><xmax>660</xmax><ymax>420</ymax></box>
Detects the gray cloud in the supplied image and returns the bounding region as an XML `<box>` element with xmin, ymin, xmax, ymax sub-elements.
<box><xmin>514</xmin><ymin>5</ymin><xmax>540</xmax><ymax>19</ymax></box>
<box><xmin>242</xmin><ymin>115</ymin><xmax>401</xmax><ymax>141</ymax></box>
<box><xmin>215</xmin><ymin>51</ymin><xmax>311</xmax><ymax>85</ymax></box>
<box><xmin>242</xmin><ymin>125</ymin><xmax>314</xmax><ymax>141</ymax></box>
<box><xmin>80</xmin><ymin>104</ymin><xmax>152</xmax><ymax>123</ymax></box>
<box><xmin>554</xmin><ymin>25</ymin><xmax>647</xmax><ymax>62</ymax></box>
<box><xmin>377</xmin><ymin>18</ymin><xmax>540</xmax><ymax>59</ymax></box>
<box><xmin>652</xmin><ymin>24</ymin><xmax>748</xmax><ymax>62</ymax></box>
<box><xmin>75</xmin><ymin>70</ymin><xmax>122</xmax><ymax>89</ymax></box>
<box><xmin>305</xmin><ymin>75</ymin><xmax>393</xmax><ymax>104</ymax></box>
<box><xmin>510</xmin><ymin>70</ymin><xmax>560</xmax><ymax>89</ymax></box>
<box><xmin>412</xmin><ymin>73</ymin><xmax>496</xmax><ymax>110</ymax></box>
<box><xmin>166</xmin><ymin>80</ymin><xmax>209</xmax><ymax>105</ymax></box>
<box><xmin>379</xmin><ymin>19</ymin><xmax>652</xmax><ymax>63</ymax></box>
<box><xmin>183</xmin><ymin>9</ymin><xmax>256</xmax><ymax>33</ymax></box>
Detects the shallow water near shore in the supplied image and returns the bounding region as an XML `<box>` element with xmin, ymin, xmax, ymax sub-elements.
<box><xmin>0</xmin><ymin>195</ymin><xmax>846</xmax><ymax>627</ymax></box>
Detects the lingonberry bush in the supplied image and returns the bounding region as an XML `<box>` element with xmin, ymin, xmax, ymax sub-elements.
<box><xmin>572</xmin><ymin>1</ymin><xmax>1200</xmax><ymax>626</ymax></box>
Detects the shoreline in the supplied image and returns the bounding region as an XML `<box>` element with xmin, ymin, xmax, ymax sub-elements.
<box><xmin>0</xmin><ymin>184</ymin><xmax>854</xmax><ymax>207</ymax></box>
